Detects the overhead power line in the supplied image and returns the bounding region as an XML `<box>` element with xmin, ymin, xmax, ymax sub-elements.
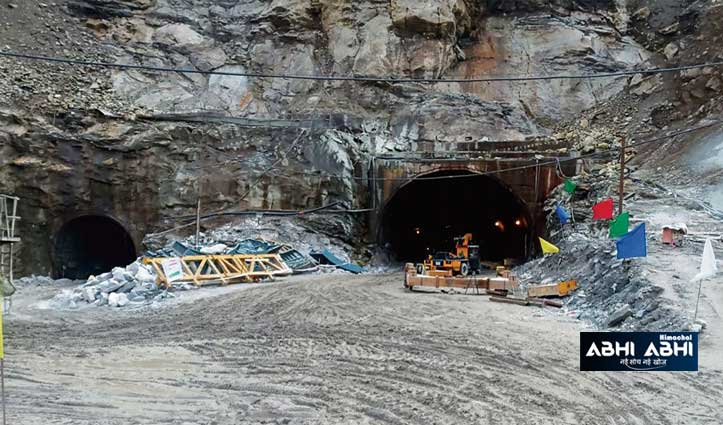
<box><xmin>2</xmin><ymin>50</ymin><xmax>723</xmax><ymax>83</ymax></box>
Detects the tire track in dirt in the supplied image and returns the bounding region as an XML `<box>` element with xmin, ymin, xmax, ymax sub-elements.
<box><xmin>6</xmin><ymin>273</ymin><xmax>723</xmax><ymax>424</ymax></box>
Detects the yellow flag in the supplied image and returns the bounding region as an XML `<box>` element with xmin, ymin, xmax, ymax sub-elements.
<box><xmin>539</xmin><ymin>237</ymin><xmax>560</xmax><ymax>254</ymax></box>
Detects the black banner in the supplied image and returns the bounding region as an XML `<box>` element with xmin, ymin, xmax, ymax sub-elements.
<box><xmin>580</xmin><ymin>332</ymin><xmax>698</xmax><ymax>371</ymax></box>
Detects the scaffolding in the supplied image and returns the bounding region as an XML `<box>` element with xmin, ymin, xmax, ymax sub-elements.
<box><xmin>0</xmin><ymin>195</ymin><xmax>20</xmax><ymax>306</ymax></box>
<box><xmin>143</xmin><ymin>253</ymin><xmax>293</xmax><ymax>288</ymax></box>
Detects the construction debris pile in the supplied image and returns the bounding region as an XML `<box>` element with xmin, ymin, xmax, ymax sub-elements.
<box><xmin>515</xmin><ymin>178</ymin><xmax>689</xmax><ymax>331</ymax></box>
<box><xmin>48</xmin><ymin>217</ymin><xmax>364</xmax><ymax>309</ymax></box>
<box><xmin>156</xmin><ymin>216</ymin><xmax>361</xmax><ymax>273</ymax></box>
<box><xmin>50</xmin><ymin>260</ymin><xmax>174</xmax><ymax>309</ymax></box>
<box><xmin>515</xmin><ymin>226</ymin><xmax>687</xmax><ymax>330</ymax></box>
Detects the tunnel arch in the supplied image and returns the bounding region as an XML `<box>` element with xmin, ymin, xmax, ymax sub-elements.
<box><xmin>379</xmin><ymin>169</ymin><xmax>533</xmax><ymax>263</ymax></box>
<box><xmin>53</xmin><ymin>215</ymin><xmax>137</xmax><ymax>279</ymax></box>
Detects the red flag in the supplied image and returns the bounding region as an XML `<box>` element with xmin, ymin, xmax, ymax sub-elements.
<box><xmin>592</xmin><ymin>198</ymin><xmax>614</xmax><ymax>220</ymax></box>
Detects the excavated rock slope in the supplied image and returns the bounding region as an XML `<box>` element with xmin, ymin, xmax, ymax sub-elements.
<box><xmin>1</xmin><ymin>0</ymin><xmax>722</xmax><ymax>275</ymax></box>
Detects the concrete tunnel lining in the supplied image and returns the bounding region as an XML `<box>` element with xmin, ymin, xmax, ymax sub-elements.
<box><xmin>54</xmin><ymin>215</ymin><xmax>137</xmax><ymax>279</ymax></box>
<box><xmin>379</xmin><ymin>169</ymin><xmax>533</xmax><ymax>263</ymax></box>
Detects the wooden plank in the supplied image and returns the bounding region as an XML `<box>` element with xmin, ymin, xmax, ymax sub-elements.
<box><xmin>541</xmin><ymin>299</ymin><xmax>563</xmax><ymax>308</ymax></box>
<box><xmin>405</xmin><ymin>273</ymin><xmax>494</xmax><ymax>290</ymax></box>
<box><xmin>180</xmin><ymin>260</ymin><xmax>199</xmax><ymax>287</ymax></box>
<box><xmin>489</xmin><ymin>296</ymin><xmax>529</xmax><ymax>306</ymax></box>
<box><xmin>150</xmin><ymin>262</ymin><xmax>167</xmax><ymax>288</ymax></box>
<box><xmin>527</xmin><ymin>280</ymin><xmax>577</xmax><ymax>298</ymax></box>
<box><xmin>206</xmin><ymin>259</ymin><xmax>228</xmax><ymax>285</ymax></box>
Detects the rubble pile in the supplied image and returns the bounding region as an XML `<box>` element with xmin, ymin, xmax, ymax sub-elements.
<box><xmin>50</xmin><ymin>260</ymin><xmax>178</xmax><ymax>309</ymax></box>
<box><xmin>171</xmin><ymin>216</ymin><xmax>358</xmax><ymax>269</ymax></box>
<box><xmin>48</xmin><ymin>217</ymin><xmax>362</xmax><ymax>309</ymax></box>
<box><xmin>516</xmin><ymin>223</ymin><xmax>687</xmax><ymax>330</ymax></box>
<box><xmin>515</xmin><ymin>175</ymin><xmax>689</xmax><ymax>331</ymax></box>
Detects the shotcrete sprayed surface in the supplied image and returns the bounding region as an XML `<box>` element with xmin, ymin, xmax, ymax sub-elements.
<box><xmin>4</xmin><ymin>274</ymin><xmax>723</xmax><ymax>424</ymax></box>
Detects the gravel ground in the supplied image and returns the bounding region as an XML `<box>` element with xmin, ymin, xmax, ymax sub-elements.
<box><xmin>2</xmin><ymin>273</ymin><xmax>723</xmax><ymax>424</ymax></box>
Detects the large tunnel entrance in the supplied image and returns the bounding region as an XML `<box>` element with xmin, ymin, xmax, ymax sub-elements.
<box><xmin>380</xmin><ymin>170</ymin><xmax>533</xmax><ymax>263</ymax></box>
<box><xmin>54</xmin><ymin>215</ymin><xmax>136</xmax><ymax>279</ymax></box>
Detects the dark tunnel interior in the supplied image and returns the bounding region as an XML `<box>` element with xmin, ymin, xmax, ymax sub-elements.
<box><xmin>380</xmin><ymin>170</ymin><xmax>533</xmax><ymax>263</ymax></box>
<box><xmin>54</xmin><ymin>215</ymin><xmax>137</xmax><ymax>279</ymax></box>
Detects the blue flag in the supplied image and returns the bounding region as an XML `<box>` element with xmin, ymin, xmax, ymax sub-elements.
<box><xmin>555</xmin><ymin>203</ymin><xmax>570</xmax><ymax>224</ymax></box>
<box><xmin>616</xmin><ymin>222</ymin><xmax>647</xmax><ymax>259</ymax></box>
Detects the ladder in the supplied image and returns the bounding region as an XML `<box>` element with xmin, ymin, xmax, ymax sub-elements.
<box><xmin>0</xmin><ymin>195</ymin><xmax>20</xmax><ymax>307</ymax></box>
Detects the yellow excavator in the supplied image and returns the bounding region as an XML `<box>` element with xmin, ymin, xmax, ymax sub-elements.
<box><xmin>417</xmin><ymin>233</ymin><xmax>481</xmax><ymax>277</ymax></box>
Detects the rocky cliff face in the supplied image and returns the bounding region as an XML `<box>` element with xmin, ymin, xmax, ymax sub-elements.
<box><xmin>1</xmin><ymin>0</ymin><xmax>722</xmax><ymax>275</ymax></box>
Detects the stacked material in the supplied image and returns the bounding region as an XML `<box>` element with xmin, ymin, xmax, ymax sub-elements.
<box><xmin>51</xmin><ymin>260</ymin><xmax>177</xmax><ymax>309</ymax></box>
<box><xmin>147</xmin><ymin>239</ymin><xmax>319</xmax><ymax>273</ymax></box>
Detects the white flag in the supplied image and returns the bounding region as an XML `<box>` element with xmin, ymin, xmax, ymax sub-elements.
<box><xmin>692</xmin><ymin>238</ymin><xmax>718</xmax><ymax>282</ymax></box>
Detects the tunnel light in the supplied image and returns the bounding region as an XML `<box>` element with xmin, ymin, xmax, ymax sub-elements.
<box><xmin>415</xmin><ymin>227</ymin><xmax>421</xmax><ymax>235</ymax></box>
<box><xmin>494</xmin><ymin>220</ymin><xmax>505</xmax><ymax>232</ymax></box>
<box><xmin>515</xmin><ymin>219</ymin><xmax>522</xmax><ymax>226</ymax></box>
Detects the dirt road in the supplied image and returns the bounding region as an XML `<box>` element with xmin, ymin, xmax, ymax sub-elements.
<box><xmin>5</xmin><ymin>274</ymin><xmax>723</xmax><ymax>424</ymax></box>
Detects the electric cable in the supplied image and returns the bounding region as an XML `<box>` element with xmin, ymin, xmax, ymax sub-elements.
<box><xmin>258</xmin><ymin>120</ymin><xmax>723</xmax><ymax>183</ymax></box>
<box><xmin>152</xmin><ymin>118</ymin><xmax>721</xmax><ymax>228</ymax></box>
<box><xmin>3</xmin><ymin>50</ymin><xmax>723</xmax><ymax>83</ymax></box>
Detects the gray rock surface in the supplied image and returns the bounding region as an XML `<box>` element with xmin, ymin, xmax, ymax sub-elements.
<box><xmin>3</xmin><ymin>0</ymin><xmax>723</xmax><ymax>277</ymax></box>
<box><xmin>52</xmin><ymin>260</ymin><xmax>163</xmax><ymax>309</ymax></box>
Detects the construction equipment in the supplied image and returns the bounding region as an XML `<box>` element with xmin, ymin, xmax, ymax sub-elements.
<box><xmin>404</xmin><ymin>263</ymin><xmax>518</xmax><ymax>293</ymax></box>
<box><xmin>419</xmin><ymin>233</ymin><xmax>480</xmax><ymax>276</ymax></box>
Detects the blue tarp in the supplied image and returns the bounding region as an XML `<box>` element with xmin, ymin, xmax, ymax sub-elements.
<box><xmin>228</xmin><ymin>239</ymin><xmax>282</xmax><ymax>255</ymax></box>
<box><xmin>145</xmin><ymin>241</ymin><xmax>203</xmax><ymax>258</ymax></box>
<box><xmin>310</xmin><ymin>249</ymin><xmax>364</xmax><ymax>274</ymax></box>
<box><xmin>146</xmin><ymin>239</ymin><xmax>317</xmax><ymax>273</ymax></box>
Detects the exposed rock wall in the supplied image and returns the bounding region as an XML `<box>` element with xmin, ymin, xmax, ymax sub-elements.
<box><xmin>3</xmin><ymin>0</ymin><xmax>720</xmax><ymax>275</ymax></box>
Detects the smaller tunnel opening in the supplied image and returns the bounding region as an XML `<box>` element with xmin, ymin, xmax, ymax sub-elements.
<box><xmin>54</xmin><ymin>215</ymin><xmax>136</xmax><ymax>279</ymax></box>
<box><xmin>380</xmin><ymin>170</ymin><xmax>533</xmax><ymax>263</ymax></box>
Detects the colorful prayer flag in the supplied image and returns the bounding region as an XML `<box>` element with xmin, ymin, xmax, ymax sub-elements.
<box><xmin>539</xmin><ymin>237</ymin><xmax>560</xmax><ymax>254</ymax></box>
<box><xmin>563</xmin><ymin>179</ymin><xmax>577</xmax><ymax>194</ymax></box>
<box><xmin>592</xmin><ymin>198</ymin><xmax>614</xmax><ymax>220</ymax></box>
<box><xmin>609</xmin><ymin>212</ymin><xmax>629</xmax><ymax>238</ymax></box>
<box><xmin>555</xmin><ymin>203</ymin><xmax>570</xmax><ymax>224</ymax></box>
<box><xmin>616</xmin><ymin>222</ymin><xmax>647</xmax><ymax>259</ymax></box>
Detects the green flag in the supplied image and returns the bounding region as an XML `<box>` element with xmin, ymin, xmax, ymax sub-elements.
<box><xmin>609</xmin><ymin>212</ymin><xmax>630</xmax><ymax>238</ymax></box>
<box><xmin>563</xmin><ymin>179</ymin><xmax>577</xmax><ymax>194</ymax></box>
